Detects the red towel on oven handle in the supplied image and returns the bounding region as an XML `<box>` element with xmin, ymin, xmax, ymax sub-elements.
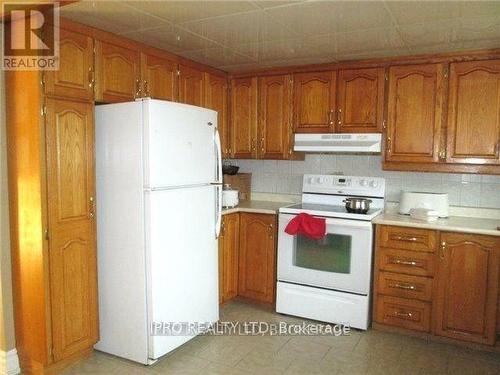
<box><xmin>284</xmin><ymin>213</ymin><xmax>326</xmax><ymax>240</ymax></box>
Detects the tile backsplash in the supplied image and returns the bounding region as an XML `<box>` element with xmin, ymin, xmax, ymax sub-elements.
<box><xmin>225</xmin><ymin>155</ymin><xmax>500</xmax><ymax>209</ymax></box>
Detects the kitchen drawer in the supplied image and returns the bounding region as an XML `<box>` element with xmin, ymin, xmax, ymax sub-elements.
<box><xmin>379</xmin><ymin>225</ymin><xmax>437</xmax><ymax>253</ymax></box>
<box><xmin>378</xmin><ymin>247</ymin><xmax>436</xmax><ymax>277</ymax></box>
<box><xmin>375</xmin><ymin>295</ymin><xmax>431</xmax><ymax>332</ymax></box>
<box><xmin>377</xmin><ymin>271</ymin><xmax>433</xmax><ymax>302</ymax></box>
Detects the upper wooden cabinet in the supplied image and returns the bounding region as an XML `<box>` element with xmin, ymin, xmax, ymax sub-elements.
<box><xmin>178</xmin><ymin>65</ymin><xmax>204</xmax><ymax>107</ymax></box>
<box><xmin>337</xmin><ymin>68</ymin><xmax>385</xmax><ymax>133</ymax></box>
<box><xmin>95</xmin><ymin>40</ymin><xmax>141</xmax><ymax>103</ymax></box>
<box><xmin>218</xmin><ymin>213</ymin><xmax>239</xmax><ymax>304</ymax></box>
<box><xmin>141</xmin><ymin>53</ymin><xmax>178</xmax><ymax>101</ymax></box>
<box><xmin>293</xmin><ymin>71</ymin><xmax>336</xmax><ymax>133</ymax></box>
<box><xmin>44</xmin><ymin>28</ymin><xmax>94</xmax><ymax>101</ymax></box>
<box><xmin>230</xmin><ymin>77</ymin><xmax>258</xmax><ymax>159</ymax></box>
<box><xmin>238</xmin><ymin>213</ymin><xmax>276</xmax><ymax>304</ymax></box>
<box><xmin>446</xmin><ymin>60</ymin><xmax>500</xmax><ymax>165</ymax></box>
<box><xmin>434</xmin><ymin>232</ymin><xmax>499</xmax><ymax>345</ymax></box>
<box><xmin>385</xmin><ymin>64</ymin><xmax>445</xmax><ymax>163</ymax></box>
<box><xmin>205</xmin><ymin>74</ymin><xmax>229</xmax><ymax>157</ymax></box>
<box><xmin>258</xmin><ymin>75</ymin><xmax>293</xmax><ymax>159</ymax></box>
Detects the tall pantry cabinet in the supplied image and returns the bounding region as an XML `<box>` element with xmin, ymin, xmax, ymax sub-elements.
<box><xmin>6</xmin><ymin>26</ymin><xmax>98</xmax><ymax>374</ymax></box>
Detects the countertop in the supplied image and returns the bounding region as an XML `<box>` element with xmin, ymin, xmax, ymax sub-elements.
<box><xmin>222</xmin><ymin>200</ymin><xmax>292</xmax><ymax>215</ymax></box>
<box><xmin>373</xmin><ymin>213</ymin><xmax>500</xmax><ymax>237</ymax></box>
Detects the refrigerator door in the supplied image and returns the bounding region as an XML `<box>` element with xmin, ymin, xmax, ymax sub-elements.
<box><xmin>143</xmin><ymin>99</ymin><xmax>219</xmax><ymax>189</ymax></box>
<box><xmin>145</xmin><ymin>185</ymin><xmax>219</xmax><ymax>359</ymax></box>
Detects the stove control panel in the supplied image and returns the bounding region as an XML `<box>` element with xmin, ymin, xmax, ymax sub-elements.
<box><xmin>303</xmin><ymin>174</ymin><xmax>386</xmax><ymax>198</ymax></box>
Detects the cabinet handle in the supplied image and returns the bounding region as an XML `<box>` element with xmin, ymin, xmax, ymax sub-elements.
<box><xmin>389</xmin><ymin>258</ymin><xmax>418</xmax><ymax>267</ymax></box>
<box><xmin>440</xmin><ymin>241</ymin><xmax>446</xmax><ymax>260</ymax></box>
<box><xmin>389</xmin><ymin>282</ymin><xmax>416</xmax><ymax>291</ymax></box>
<box><xmin>144</xmin><ymin>80</ymin><xmax>149</xmax><ymax>97</ymax></box>
<box><xmin>328</xmin><ymin>109</ymin><xmax>335</xmax><ymax>125</ymax></box>
<box><xmin>88</xmin><ymin>68</ymin><xmax>95</xmax><ymax>88</ymax></box>
<box><xmin>89</xmin><ymin>196</ymin><xmax>95</xmax><ymax>219</ymax></box>
<box><xmin>393</xmin><ymin>310</ymin><xmax>413</xmax><ymax>319</ymax></box>
<box><xmin>438</xmin><ymin>149</ymin><xmax>446</xmax><ymax>160</ymax></box>
<box><xmin>135</xmin><ymin>79</ymin><xmax>142</xmax><ymax>98</ymax></box>
<box><xmin>391</xmin><ymin>235</ymin><xmax>418</xmax><ymax>242</ymax></box>
<box><xmin>337</xmin><ymin>108</ymin><xmax>343</xmax><ymax>126</ymax></box>
<box><xmin>260</xmin><ymin>137</ymin><xmax>265</xmax><ymax>152</ymax></box>
<box><xmin>386</xmin><ymin>137</ymin><xmax>392</xmax><ymax>154</ymax></box>
<box><xmin>251</xmin><ymin>139</ymin><xmax>256</xmax><ymax>151</ymax></box>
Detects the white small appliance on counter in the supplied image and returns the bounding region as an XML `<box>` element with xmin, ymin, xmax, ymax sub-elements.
<box><xmin>399</xmin><ymin>191</ymin><xmax>449</xmax><ymax>218</ymax></box>
<box><xmin>222</xmin><ymin>184</ymin><xmax>239</xmax><ymax>208</ymax></box>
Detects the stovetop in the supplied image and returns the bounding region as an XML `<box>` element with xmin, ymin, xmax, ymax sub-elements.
<box><xmin>279</xmin><ymin>202</ymin><xmax>383</xmax><ymax>221</ymax></box>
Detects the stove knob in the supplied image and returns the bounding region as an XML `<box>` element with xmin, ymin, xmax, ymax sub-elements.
<box><xmin>370</xmin><ymin>180</ymin><xmax>379</xmax><ymax>188</ymax></box>
<box><xmin>308</xmin><ymin>177</ymin><xmax>315</xmax><ymax>185</ymax></box>
<box><xmin>315</xmin><ymin>177</ymin><xmax>322</xmax><ymax>184</ymax></box>
<box><xmin>359</xmin><ymin>179</ymin><xmax>368</xmax><ymax>187</ymax></box>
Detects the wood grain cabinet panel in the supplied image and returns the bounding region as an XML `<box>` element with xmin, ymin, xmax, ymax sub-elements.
<box><xmin>433</xmin><ymin>232</ymin><xmax>500</xmax><ymax>345</ymax></box>
<box><xmin>376</xmin><ymin>295</ymin><xmax>431</xmax><ymax>332</ymax></box>
<box><xmin>379</xmin><ymin>226</ymin><xmax>437</xmax><ymax>253</ymax></box>
<box><xmin>377</xmin><ymin>271</ymin><xmax>433</xmax><ymax>302</ymax></box>
<box><xmin>218</xmin><ymin>213</ymin><xmax>239</xmax><ymax>304</ymax></box>
<box><xmin>141</xmin><ymin>53</ymin><xmax>178</xmax><ymax>101</ymax></box>
<box><xmin>337</xmin><ymin>68</ymin><xmax>384</xmax><ymax>133</ymax></box>
<box><xmin>95</xmin><ymin>40</ymin><xmax>141</xmax><ymax>103</ymax></box>
<box><xmin>205</xmin><ymin>74</ymin><xmax>229</xmax><ymax>157</ymax></box>
<box><xmin>378</xmin><ymin>247</ymin><xmax>436</xmax><ymax>277</ymax></box>
<box><xmin>230</xmin><ymin>77</ymin><xmax>258</xmax><ymax>159</ymax></box>
<box><xmin>446</xmin><ymin>60</ymin><xmax>500</xmax><ymax>165</ymax></box>
<box><xmin>258</xmin><ymin>75</ymin><xmax>292</xmax><ymax>159</ymax></box>
<box><xmin>293</xmin><ymin>71</ymin><xmax>336</xmax><ymax>133</ymax></box>
<box><xmin>178</xmin><ymin>65</ymin><xmax>204</xmax><ymax>107</ymax></box>
<box><xmin>385</xmin><ymin>64</ymin><xmax>445</xmax><ymax>163</ymax></box>
<box><xmin>44</xmin><ymin>29</ymin><xmax>94</xmax><ymax>100</ymax></box>
<box><xmin>238</xmin><ymin>213</ymin><xmax>276</xmax><ymax>304</ymax></box>
<box><xmin>45</xmin><ymin>98</ymin><xmax>98</xmax><ymax>360</ymax></box>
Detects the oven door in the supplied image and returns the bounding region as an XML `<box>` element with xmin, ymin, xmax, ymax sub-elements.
<box><xmin>277</xmin><ymin>213</ymin><xmax>373</xmax><ymax>295</ymax></box>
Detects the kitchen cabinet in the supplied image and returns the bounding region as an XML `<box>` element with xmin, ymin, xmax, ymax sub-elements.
<box><xmin>95</xmin><ymin>40</ymin><xmax>141</xmax><ymax>103</ymax></box>
<box><xmin>218</xmin><ymin>213</ymin><xmax>240</xmax><ymax>304</ymax></box>
<box><xmin>44</xmin><ymin>28</ymin><xmax>94</xmax><ymax>101</ymax></box>
<box><xmin>141</xmin><ymin>53</ymin><xmax>178</xmax><ymax>101</ymax></box>
<box><xmin>238</xmin><ymin>213</ymin><xmax>277</xmax><ymax>304</ymax></box>
<box><xmin>293</xmin><ymin>71</ymin><xmax>336</xmax><ymax>133</ymax></box>
<box><xmin>178</xmin><ymin>64</ymin><xmax>205</xmax><ymax>107</ymax></box>
<box><xmin>258</xmin><ymin>75</ymin><xmax>293</xmax><ymax>159</ymax></box>
<box><xmin>433</xmin><ymin>232</ymin><xmax>500</xmax><ymax>345</ymax></box>
<box><xmin>446</xmin><ymin>60</ymin><xmax>500</xmax><ymax>165</ymax></box>
<box><xmin>384</xmin><ymin>64</ymin><xmax>445</xmax><ymax>164</ymax></box>
<box><xmin>6</xmin><ymin>70</ymin><xmax>98</xmax><ymax>373</ymax></box>
<box><xmin>337</xmin><ymin>68</ymin><xmax>385</xmax><ymax>133</ymax></box>
<box><xmin>205</xmin><ymin>74</ymin><xmax>229</xmax><ymax>157</ymax></box>
<box><xmin>230</xmin><ymin>77</ymin><xmax>258</xmax><ymax>159</ymax></box>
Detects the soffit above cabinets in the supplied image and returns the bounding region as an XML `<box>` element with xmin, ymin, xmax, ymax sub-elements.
<box><xmin>61</xmin><ymin>1</ymin><xmax>500</xmax><ymax>72</ymax></box>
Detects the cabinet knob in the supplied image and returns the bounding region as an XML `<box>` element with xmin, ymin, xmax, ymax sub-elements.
<box><xmin>440</xmin><ymin>241</ymin><xmax>446</xmax><ymax>260</ymax></box>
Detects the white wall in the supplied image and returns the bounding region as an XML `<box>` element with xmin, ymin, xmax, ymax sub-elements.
<box><xmin>226</xmin><ymin>155</ymin><xmax>500</xmax><ymax>209</ymax></box>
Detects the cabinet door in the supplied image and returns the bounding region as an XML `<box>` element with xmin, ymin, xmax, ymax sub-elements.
<box><xmin>238</xmin><ymin>213</ymin><xmax>276</xmax><ymax>304</ymax></box>
<box><xmin>385</xmin><ymin>64</ymin><xmax>445</xmax><ymax>163</ymax></box>
<box><xmin>337</xmin><ymin>68</ymin><xmax>384</xmax><ymax>133</ymax></box>
<box><xmin>178</xmin><ymin>65</ymin><xmax>204</xmax><ymax>107</ymax></box>
<box><xmin>44</xmin><ymin>29</ymin><xmax>93</xmax><ymax>100</ymax></box>
<box><xmin>95</xmin><ymin>40</ymin><xmax>141</xmax><ymax>103</ymax></box>
<box><xmin>434</xmin><ymin>232</ymin><xmax>500</xmax><ymax>345</ymax></box>
<box><xmin>219</xmin><ymin>213</ymin><xmax>240</xmax><ymax>303</ymax></box>
<box><xmin>258</xmin><ymin>75</ymin><xmax>292</xmax><ymax>159</ymax></box>
<box><xmin>205</xmin><ymin>74</ymin><xmax>229</xmax><ymax>157</ymax></box>
<box><xmin>230</xmin><ymin>77</ymin><xmax>258</xmax><ymax>159</ymax></box>
<box><xmin>293</xmin><ymin>71</ymin><xmax>336</xmax><ymax>133</ymax></box>
<box><xmin>447</xmin><ymin>60</ymin><xmax>500</xmax><ymax>165</ymax></box>
<box><xmin>141</xmin><ymin>53</ymin><xmax>178</xmax><ymax>101</ymax></box>
<box><xmin>45</xmin><ymin>98</ymin><xmax>98</xmax><ymax>360</ymax></box>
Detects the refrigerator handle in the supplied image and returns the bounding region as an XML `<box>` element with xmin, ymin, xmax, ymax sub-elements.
<box><xmin>214</xmin><ymin>128</ymin><xmax>223</xmax><ymax>184</ymax></box>
<box><xmin>215</xmin><ymin>184</ymin><xmax>222</xmax><ymax>239</ymax></box>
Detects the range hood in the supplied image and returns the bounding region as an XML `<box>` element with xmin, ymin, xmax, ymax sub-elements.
<box><xmin>294</xmin><ymin>133</ymin><xmax>382</xmax><ymax>153</ymax></box>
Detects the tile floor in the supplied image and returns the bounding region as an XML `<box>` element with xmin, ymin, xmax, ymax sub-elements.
<box><xmin>63</xmin><ymin>301</ymin><xmax>500</xmax><ymax>375</ymax></box>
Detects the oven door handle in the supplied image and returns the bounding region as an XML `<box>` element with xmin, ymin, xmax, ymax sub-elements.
<box><xmin>279</xmin><ymin>214</ymin><xmax>373</xmax><ymax>230</ymax></box>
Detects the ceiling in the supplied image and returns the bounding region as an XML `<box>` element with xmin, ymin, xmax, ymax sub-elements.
<box><xmin>60</xmin><ymin>0</ymin><xmax>500</xmax><ymax>72</ymax></box>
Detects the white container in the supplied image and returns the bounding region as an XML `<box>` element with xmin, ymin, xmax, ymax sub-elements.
<box><xmin>222</xmin><ymin>184</ymin><xmax>239</xmax><ymax>208</ymax></box>
<box><xmin>409</xmin><ymin>208</ymin><xmax>440</xmax><ymax>222</ymax></box>
<box><xmin>399</xmin><ymin>191</ymin><xmax>449</xmax><ymax>218</ymax></box>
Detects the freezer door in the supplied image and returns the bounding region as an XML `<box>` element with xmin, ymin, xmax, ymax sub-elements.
<box><xmin>143</xmin><ymin>100</ymin><xmax>219</xmax><ymax>188</ymax></box>
<box><xmin>145</xmin><ymin>185</ymin><xmax>219</xmax><ymax>359</ymax></box>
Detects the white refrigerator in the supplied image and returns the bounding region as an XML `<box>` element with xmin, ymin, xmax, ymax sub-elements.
<box><xmin>95</xmin><ymin>99</ymin><xmax>221</xmax><ymax>365</ymax></box>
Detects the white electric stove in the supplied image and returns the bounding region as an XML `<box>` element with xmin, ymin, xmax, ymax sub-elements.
<box><xmin>276</xmin><ymin>174</ymin><xmax>386</xmax><ymax>330</ymax></box>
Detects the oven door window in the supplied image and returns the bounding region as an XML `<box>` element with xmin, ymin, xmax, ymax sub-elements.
<box><xmin>294</xmin><ymin>234</ymin><xmax>352</xmax><ymax>274</ymax></box>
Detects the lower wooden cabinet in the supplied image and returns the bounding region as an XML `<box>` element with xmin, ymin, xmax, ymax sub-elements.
<box><xmin>218</xmin><ymin>213</ymin><xmax>240</xmax><ymax>304</ymax></box>
<box><xmin>374</xmin><ymin>225</ymin><xmax>500</xmax><ymax>346</ymax></box>
<box><xmin>238</xmin><ymin>213</ymin><xmax>277</xmax><ymax>304</ymax></box>
<box><xmin>433</xmin><ymin>232</ymin><xmax>500</xmax><ymax>345</ymax></box>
